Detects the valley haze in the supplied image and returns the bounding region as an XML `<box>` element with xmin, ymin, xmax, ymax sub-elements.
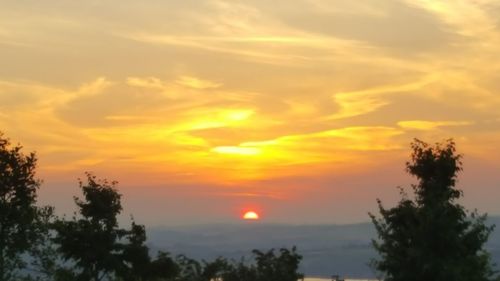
<box><xmin>146</xmin><ymin>217</ymin><xmax>500</xmax><ymax>279</ymax></box>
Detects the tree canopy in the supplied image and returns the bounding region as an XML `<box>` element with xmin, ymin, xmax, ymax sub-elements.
<box><xmin>0</xmin><ymin>133</ymin><xmax>41</xmax><ymax>281</ymax></box>
<box><xmin>53</xmin><ymin>173</ymin><xmax>126</xmax><ymax>281</ymax></box>
<box><xmin>370</xmin><ymin>139</ymin><xmax>495</xmax><ymax>281</ymax></box>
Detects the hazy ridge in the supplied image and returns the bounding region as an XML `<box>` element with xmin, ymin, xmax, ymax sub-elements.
<box><xmin>147</xmin><ymin>217</ymin><xmax>500</xmax><ymax>279</ymax></box>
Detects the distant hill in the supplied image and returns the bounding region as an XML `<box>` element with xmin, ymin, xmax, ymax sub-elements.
<box><xmin>147</xmin><ymin>216</ymin><xmax>500</xmax><ymax>279</ymax></box>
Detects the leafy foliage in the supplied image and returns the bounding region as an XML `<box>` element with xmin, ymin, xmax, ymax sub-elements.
<box><xmin>370</xmin><ymin>139</ymin><xmax>495</xmax><ymax>281</ymax></box>
<box><xmin>53</xmin><ymin>173</ymin><xmax>183</xmax><ymax>281</ymax></box>
<box><xmin>147</xmin><ymin>252</ymin><xmax>179</xmax><ymax>281</ymax></box>
<box><xmin>170</xmin><ymin>247</ymin><xmax>303</xmax><ymax>281</ymax></box>
<box><xmin>251</xmin><ymin>247</ymin><xmax>303</xmax><ymax>281</ymax></box>
<box><xmin>117</xmin><ymin>224</ymin><xmax>180</xmax><ymax>281</ymax></box>
<box><xmin>53</xmin><ymin>173</ymin><xmax>127</xmax><ymax>281</ymax></box>
<box><xmin>0</xmin><ymin>133</ymin><xmax>41</xmax><ymax>281</ymax></box>
<box><xmin>24</xmin><ymin>206</ymin><xmax>61</xmax><ymax>281</ymax></box>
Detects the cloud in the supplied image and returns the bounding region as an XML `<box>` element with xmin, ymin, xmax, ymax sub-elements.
<box><xmin>328</xmin><ymin>76</ymin><xmax>436</xmax><ymax>120</ymax></box>
<box><xmin>176</xmin><ymin>76</ymin><xmax>222</xmax><ymax>89</ymax></box>
<box><xmin>0</xmin><ymin>0</ymin><xmax>500</xmax><ymax>188</ymax></box>
<box><xmin>55</xmin><ymin>76</ymin><xmax>241</xmax><ymax>128</ymax></box>
<box><xmin>172</xmin><ymin>108</ymin><xmax>255</xmax><ymax>132</ymax></box>
<box><xmin>126</xmin><ymin>77</ymin><xmax>167</xmax><ymax>90</ymax></box>
<box><xmin>212</xmin><ymin>146</ymin><xmax>261</xmax><ymax>156</ymax></box>
<box><xmin>248</xmin><ymin>0</ymin><xmax>463</xmax><ymax>55</ymax></box>
<box><xmin>120</xmin><ymin>33</ymin><xmax>322</xmax><ymax>66</ymax></box>
<box><xmin>411</xmin><ymin>0</ymin><xmax>498</xmax><ymax>39</ymax></box>
<box><xmin>212</xmin><ymin>126</ymin><xmax>403</xmax><ymax>162</ymax></box>
<box><xmin>398</xmin><ymin>120</ymin><xmax>472</xmax><ymax>130</ymax></box>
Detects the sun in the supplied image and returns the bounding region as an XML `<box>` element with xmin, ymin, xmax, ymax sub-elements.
<box><xmin>242</xmin><ymin>211</ymin><xmax>260</xmax><ymax>220</ymax></box>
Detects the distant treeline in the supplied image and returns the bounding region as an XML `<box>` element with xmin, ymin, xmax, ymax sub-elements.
<box><xmin>0</xmin><ymin>131</ymin><xmax>498</xmax><ymax>281</ymax></box>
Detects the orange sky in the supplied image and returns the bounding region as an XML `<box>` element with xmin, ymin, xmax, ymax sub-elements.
<box><xmin>1</xmin><ymin>0</ymin><xmax>500</xmax><ymax>225</ymax></box>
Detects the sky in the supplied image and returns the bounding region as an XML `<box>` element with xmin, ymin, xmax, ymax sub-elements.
<box><xmin>1</xmin><ymin>0</ymin><xmax>500</xmax><ymax>226</ymax></box>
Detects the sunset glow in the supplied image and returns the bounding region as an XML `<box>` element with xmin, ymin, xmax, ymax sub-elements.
<box><xmin>1</xmin><ymin>0</ymin><xmax>500</xmax><ymax>225</ymax></box>
<box><xmin>243</xmin><ymin>211</ymin><xmax>260</xmax><ymax>220</ymax></box>
<box><xmin>212</xmin><ymin>146</ymin><xmax>261</xmax><ymax>156</ymax></box>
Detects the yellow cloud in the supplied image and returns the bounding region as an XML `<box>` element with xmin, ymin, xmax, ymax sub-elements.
<box><xmin>398</xmin><ymin>120</ymin><xmax>472</xmax><ymax>130</ymax></box>
<box><xmin>126</xmin><ymin>77</ymin><xmax>167</xmax><ymax>90</ymax></box>
<box><xmin>104</xmin><ymin>115</ymin><xmax>157</xmax><ymax>121</ymax></box>
<box><xmin>1</xmin><ymin>0</ymin><xmax>500</xmax><ymax>187</ymax></box>
<box><xmin>413</xmin><ymin>0</ymin><xmax>497</xmax><ymax>38</ymax></box>
<box><xmin>77</xmin><ymin>77</ymin><xmax>112</xmax><ymax>96</ymax></box>
<box><xmin>328</xmin><ymin>76</ymin><xmax>436</xmax><ymax>120</ymax></box>
<box><xmin>176</xmin><ymin>76</ymin><xmax>222</xmax><ymax>89</ymax></box>
<box><xmin>195</xmin><ymin>126</ymin><xmax>405</xmax><ymax>181</ymax></box>
<box><xmin>212</xmin><ymin>146</ymin><xmax>261</xmax><ymax>156</ymax></box>
<box><xmin>174</xmin><ymin>109</ymin><xmax>254</xmax><ymax>132</ymax></box>
<box><xmin>211</xmin><ymin>126</ymin><xmax>402</xmax><ymax>161</ymax></box>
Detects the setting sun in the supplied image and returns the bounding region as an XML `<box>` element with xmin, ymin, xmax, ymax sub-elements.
<box><xmin>243</xmin><ymin>211</ymin><xmax>260</xmax><ymax>220</ymax></box>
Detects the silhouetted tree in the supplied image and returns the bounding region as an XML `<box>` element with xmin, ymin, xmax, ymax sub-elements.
<box><xmin>116</xmin><ymin>221</ymin><xmax>151</xmax><ymax>281</ymax></box>
<box><xmin>219</xmin><ymin>259</ymin><xmax>256</xmax><ymax>281</ymax></box>
<box><xmin>54</xmin><ymin>173</ymin><xmax>126</xmax><ymax>281</ymax></box>
<box><xmin>252</xmin><ymin>247</ymin><xmax>303</xmax><ymax>281</ymax></box>
<box><xmin>23</xmin><ymin>204</ymin><xmax>77</xmax><ymax>281</ymax></box>
<box><xmin>175</xmin><ymin>255</ymin><xmax>204</xmax><ymax>281</ymax></box>
<box><xmin>148</xmin><ymin>251</ymin><xmax>179</xmax><ymax>281</ymax></box>
<box><xmin>171</xmin><ymin>247</ymin><xmax>303</xmax><ymax>281</ymax></box>
<box><xmin>0</xmin><ymin>133</ymin><xmax>41</xmax><ymax>281</ymax></box>
<box><xmin>200</xmin><ymin>258</ymin><xmax>230</xmax><ymax>281</ymax></box>
<box><xmin>24</xmin><ymin>206</ymin><xmax>59</xmax><ymax>281</ymax></box>
<box><xmin>370</xmin><ymin>139</ymin><xmax>494</xmax><ymax>281</ymax></box>
<box><xmin>211</xmin><ymin>247</ymin><xmax>302</xmax><ymax>281</ymax></box>
<box><xmin>116</xmin><ymin>222</ymin><xmax>180</xmax><ymax>281</ymax></box>
<box><xmin>54</xmin><ymin>174</ymin><xmax>180</xmax><ymax>281</ymax></box>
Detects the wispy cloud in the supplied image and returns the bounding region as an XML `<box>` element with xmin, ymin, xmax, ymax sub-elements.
<box><xmin>327</xmin><ymin>76</ymin><xmax>437</xmax><ymax>120</ymax></box>
<box><xmin>398</xmin><ymin>120</ymin><xmax>472</xmax><ymax>130</ymax></box>
<box><xmin>176</xmin><ymin>76</ymin><xmax>222</xmax><ymax>89</ymax></box>
<box><xmin>0</xmin><ymin>0</ymin><xmax>499</xmax><ymax>190</ymax></box>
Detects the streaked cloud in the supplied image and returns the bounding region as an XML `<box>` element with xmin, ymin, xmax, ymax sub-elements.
<box><xmin>213</xmin><ymin>146</ymin><xmax>262</xmax><ymax>156</ymax></box>
<box><xmin>1</xmin><ymin>0</ymin><xmax>500</xmax><ymax>223</ymax></box>
<box><xmin>176</xmin><ymin>76</ymin><xmax>222</xmax><ymax>89</ymax></box>
<box><xmin>398</xmin><ymin>120</ymin><xmax>472</xmax><ymax>130</ymax></box>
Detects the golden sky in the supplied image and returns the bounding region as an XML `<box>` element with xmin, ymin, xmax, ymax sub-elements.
<box><xmin>1</xmin><ymin>0</ymin><xmax>500</xmax><ymax>225</ymax></box>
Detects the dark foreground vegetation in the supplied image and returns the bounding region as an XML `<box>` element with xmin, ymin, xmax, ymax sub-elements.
<box><xmin>0</xmin><ymin>131</ymin><xmax>498</xmax><ymax>281</ymax></box>
<box><xmin>370</xmin><ymin>139</ymin><xmax>496</xmax><ymax>281</ymax></box>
